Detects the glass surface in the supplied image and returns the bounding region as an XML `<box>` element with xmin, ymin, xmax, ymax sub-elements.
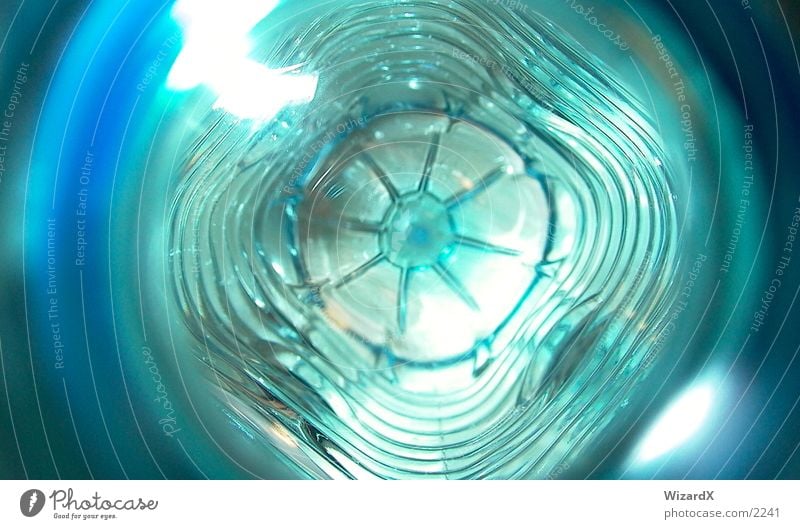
<box><xmin>3</xmin><ymin>0</ymin><xmax>799</xmax><ymax>481</ymax></box>
<box><xmin>168</xmin><ymin>0</ymin><xmax>678</xmax><ymax>478</ymax></box>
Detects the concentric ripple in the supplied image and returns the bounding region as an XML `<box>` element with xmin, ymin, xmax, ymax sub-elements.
<box><xmin>169</xmin><ymin>0</ymin><xmax>679</xmax><ymax>478</ymax></box>
<box><xmin>286</xmin><ymin>111</ymin><xmax>549</xmax><ymax>365</ymax></box>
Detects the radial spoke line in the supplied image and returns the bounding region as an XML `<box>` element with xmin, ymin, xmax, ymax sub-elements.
<box><xmin>333</xmin><ymin>254</ymin><xmax>385</xmax><ymax>288</ymax></box>
<box><xmin>361</xmin><ymin>151</ymin><xmax>399</xmax><ymax>200</ymax></box>
<box><xmin>445</xmin><ymin>167</ymin><xmax>507</xmax><ymax>208</ymax></box>
<box><xmin>397</xmin><ymin>268</ymin><xmax>410</xmax><ymax>333</ymax></box>
<box><xmin>455</xmin><ymin>235</ymin><xmax>522</xmax><ymax>256</ymax></box>
<box><xmin>418</xmin><ymin>131</ymin><xmax>442</xmax><ymax>192</ymax></box>
<box><xmin>433</xmin><ymin>263</ymin><xmax>479</xmax><ymax>311</ymax></box>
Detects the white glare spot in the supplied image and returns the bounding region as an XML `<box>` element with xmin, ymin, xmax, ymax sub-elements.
<box><xmin>168</xmin><ymin>0</ymin><xmax>318</xmax><ymax>121</ymax></box>
<box><xmin>635</xmin><ymin>383</ymin><xmax>714</xmax><ymax>463</ymax></box>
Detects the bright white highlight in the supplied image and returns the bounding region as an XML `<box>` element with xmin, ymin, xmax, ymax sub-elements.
<box><xmin>168</xmin><ymin>0</ymin><xmax>318</xmax><ymax>120</ymax></box>
<box><xmin>635</xmin><ymin>383</ymin><xmax>714</xmax><ymax>463</ymax></box>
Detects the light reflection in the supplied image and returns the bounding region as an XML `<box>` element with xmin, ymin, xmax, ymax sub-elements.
<box><xmin>635</xmin><ymin>382</ymin><xmax>715</xmax><ymax>463</ymax></box>
<box><xmin>168</xmin><ymin>0</ymin><xmax>317</xmax><ymax>120</ymax></box>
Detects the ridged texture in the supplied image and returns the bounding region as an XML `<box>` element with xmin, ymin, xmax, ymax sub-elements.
<box><xmin>169</xmin><ymin>0</ymin><xmax>679</xmax><ymax>478</ymax></box>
